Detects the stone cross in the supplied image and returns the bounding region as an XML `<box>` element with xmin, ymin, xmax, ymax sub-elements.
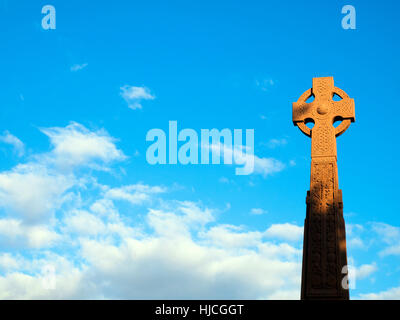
<box><xmin>292</xmin><ymin>77</ymin><xmax>355</xmax><ymax>300</ymax></box>
<box><xmin>293</xmin><ymin>77</ymin><xmax>355</xmax><ymax>159</ymax></box>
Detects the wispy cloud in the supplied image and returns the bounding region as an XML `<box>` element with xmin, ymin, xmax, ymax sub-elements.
<box><xmin>104</xmin><ymin>184</ymin><xmax>167</xmax><ymax>205</ymax></box>
<box><xmin>208</xmin><ymin>143</ymin><xmax>285</xmax><ymax>177</ymax></box>
<box><xmin>250</xmin><ymin>208</ymin><xmax>267</xmax><ymax>215</ymax></box>
<box><xmin>0</xmin><ymin>131</ymin><xmax>25</xmax><ymax>156</ymax></box>
<box><xmin>255</xmin><ymin>78</ymin><xmax>275</xmax><ymax>92</ymax></box>
<box><xmin>70</xmin><ymin>63</ymin><xmax>88</xmax><ymax>72</ymax></box>
<box><xmin>354</xmin><ymin>263</ymin><xmax>377</xmax><ymax>280</ymax></box>
<box><xmin>120</xmin><ymin>85</ymin><xmax>155</xmax><ymax>110</ymax></box>
<box><xmin>357</xmin><ymin>286</ymin><xmax>400</xmax><ymax>300</ymax></box>
<box><xmin>265</xmin><ymin>138</ymin><xmax>288</xmax><ymax>149</ymax></box>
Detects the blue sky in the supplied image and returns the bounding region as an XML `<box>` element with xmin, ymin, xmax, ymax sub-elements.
<box><xmin>0</xmin><ymin>0</ymin><xmax>399</xmax><ymax>299</ymax></box>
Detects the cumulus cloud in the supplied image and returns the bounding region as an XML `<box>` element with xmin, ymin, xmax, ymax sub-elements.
<box><xmin>2</xmin><ymin>121</ymin><xmax>390</xmax><ymax>300</ymax></box>
<box><xmin>40</xmin><ymin>122</ymin><xmax>126</xmax><ymax>169</ymax></box>
<box><xmin>199</xmin><ymin>225</ymin><xmax>264</xmax><ymax>248</ymax></box>
<box><xmin>147</xmin><ymin>201</ymin><xmax>214</xmax><ymax>238</ymax></box>
<box><xmin>0</xmin><ymin>131</ymin><xmax>25</xmax><ymax>156</ymax></box>
<box><xmin>77</xmin><ymin>234</ymin><xmax>301</xmax><ymax>299</ymax></box>
<box><xmin>0</xmin><ymin>197</ymin><xmax>303</xmax><ymax>299</ymax></box>
<box><xmin>120</xmin><ymin>85</ymin><xmax>155</xmax><ymax>110</ymax></box>
<box><xmin>63</xmin><ymin>210</ymin><xmax>106</xmax><ymax>236</ymax></box>
<box><xmin>0</xmin><ymin>120</ymin><xmax>304</xmax><ymax>299</ymax></box>
<box><xmin>354</xmin><ymin>263</ymin><xmax>377</xmax><ymax>280</ymax></box>
<box><xmin>264</xmin><ymin>223</ymin><xmax>303</xmax><ymax>242</ymax></box>
<box><xmin>0</xmin><ymin>164</ymin><xmax>74</xmax><ymax>223</ymax></box>
<box><xmin>0</xmin><ymin>254</ymin><xmax>88</xmax><ymax>299</ymax></box>
<box><xmin>0</xmin><ymin>253</ymin><xmax>20</xmax><ymax>271</ymax></box>
<box><xmin>0</xmin><ymin>218</ymin><xmax>60</xmax><ymax>249</ymax></box>
<box><xmin>0</xmin><ymin>122</ymin><xmax>126</xmax><ymax>224</ymax></box>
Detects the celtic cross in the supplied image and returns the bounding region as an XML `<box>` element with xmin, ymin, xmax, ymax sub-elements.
<box><xmin>293</xmin><ymin>77</ymin><xmax>355</xmax><ymax>159</ymax></box>
<box><xmin>292</xmin><ymin>77</ymin><xmax>355</xmax><ymax>300</ymax></box>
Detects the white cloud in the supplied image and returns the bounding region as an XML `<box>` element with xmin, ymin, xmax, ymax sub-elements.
<box><xmin>252</xmin><ymin>156</ymin><xmax>285</xmax><ymax>176</ymax></box>
<box><xmin>348</xmin><ymin>237</ymin><xmax>366</xmax><ymax>249</ymax></box>
<box><xmin>200</xmin><ymin>225</ymin><xmax>264</xmax><ymax>248</ymax></box>
<box><xmin>0</xmin><ymin>164</ymin><xmax>74</xmax><ymax>223</ymax></box>
<box><xmin>358</xmin><ymin>286</ymin><xmax>400</xmax><ymax>300</ymax></box>
<box><xmin>0</xmin><ymin>131</ymin><xmax>24</xmax><ymax>156</ymax></box>
<box><xmin>76</xmin><ymin>237</ymin><xmax>301</xmax><ymax>299</ymax></box>
<box><xmin>218</xmin><ymin>177</ymin><xmax>231</xmax><ymax>184</ymax></box>
<box><xmin>372</xmin><ymin>222</ymin><xmax>400</xmax><ymax>244</ymax></box>
<box><xmin>0</xmin><ymin>253</ymin><xmax>20</xmax><ymax>271</ymax></box>
<box><xmin>120</xmin><ymin>85</ymin><xmax>155</xmax><ymax>110</ymax></box>
<box><xmin>75</xmin><ymin>213</ymin><xmax>302</xmax><ymax>299</ymax></box>
<box><xmin>250</xmin><ymin>208</ymin><xmax>267</xmax><ymax>215</ymax></box>
<box><xmin>147</xmin><ymin>201</ymin><xmax>214</xmax><ymax>238</ymax></box>
<box><xmin>371</xmin><ymin>222</ymin><xmax>400</xmax><ymax>257</ymax></box>
<box><xmin>264</xmin><ymin>223</ymin><xmax>303</xmax><ymax>242</ymax></box>
<box><xmin>354</xmin><ymin>263</ymin><xmax>377</xmax><ymax>280</ymax></box>
<box><xmin>346</xmin><ymin>224</ymin><xmax>366</xmax><ymax>249</ymax></box>
<box><xmin>70</xmin><ymin>63</ymin><xmax>88</xmax><ymax>72</ymax></box>
<box><xmin>104</xmin><ymin>184</ymin><xmax>166</xmax><ymax>205</ymax></box>
<box><xmin>4</xmin><ymin>121</ymin><xmax>393</xmax><ymax>300</ymax></box>
<box><xmin>257</xmin><ymin>242</ymin><xmax>301</xmax><ymax>261</ymax></box>
<box><xmin>0</xmin><ymin>123</ymin><xmax>126</xmax><ymax>224</ymax></box>
<box><xmin>0</xmin><ymin>218</ymin><xmax>60</xmax><ymax>249</ymax></box>
<box><xmin>0</xmin><ymin>254</ymin><xmax>88</xmax><ymax>299</ymax></box>
<box><xmin>208</xmin><ymin>143</ymin><xmax>285</xmax><ymax>177</ymax></box>
<box><xmin>379</xmin><ymin>245</ymin><xmax>400</xmax><ymax>257</ymax></box>
<box><xmin>266</xmin><ymin>138</ymin><xmax>287</xmax><ymax>149</ymax></box>
<box><xmin>256</xmin><ymin>78</ymin><xmax>275</xmax><ymax>91</ymax></box>
<box><xmin>0</xmin><ymin>122</ymin><xmax>298</xmax><ymax>298</ymax></box>
<box><xmin>0</xmin><ymin>198</ymin><xmax>303</xmax><ymax>299</ymax></box>
<box><xmin>89</xmin><ymin>199</ymin><xmax>117</xmax><ymax>217</ymax></box>
<box><xmin>40</xmin><ymin>122</ymin><xmax>126</xmax><ymax>168</ymax></box>
<box><xmin>63</xmin><ymin>210</ymin><xmax>106</xmax><ymax>236</ymax></box>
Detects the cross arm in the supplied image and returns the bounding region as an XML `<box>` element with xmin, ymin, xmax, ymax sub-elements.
<box><xmin>292</xmin><ymin>88</ymin><xmax>314</xmax><ymax>137</ymax></box>
<box><xmin>293</xmin><ymin>101</ymin><xmax>314</xmax><ymax>123</ymax></box>
<box><xmin>332</xmin><ymin>98</ymin><xmax>355</xmax><ymax>122</ymax></box>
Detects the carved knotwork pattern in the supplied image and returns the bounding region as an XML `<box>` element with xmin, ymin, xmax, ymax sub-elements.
<box><xmin>313</xmin><ymin>79</ymin><xmax>331</xmax><ymax>100</ymax></box>
<box><xmin>295</xmin><ymin>78</ymin><xmax>352</xmax><ymax>299</ymax></box>
<box><xmin>292</xmin><ymin>78</ymin><xmax>355</xmax><ymax>157</ymax></box>
<box><xmin>309</xmin><ymin>161</ymin><xmax>338</xmax><ymax>292</ymax></box>
<box><xmin>312</xmin><ymin>125</ymin><xmax>334</xmax><ymax>156</ymax></box>
<box><xmin>334</xmin><ymin>98</ymin><xmax>355</xmax><ymax>119</ymax></box>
